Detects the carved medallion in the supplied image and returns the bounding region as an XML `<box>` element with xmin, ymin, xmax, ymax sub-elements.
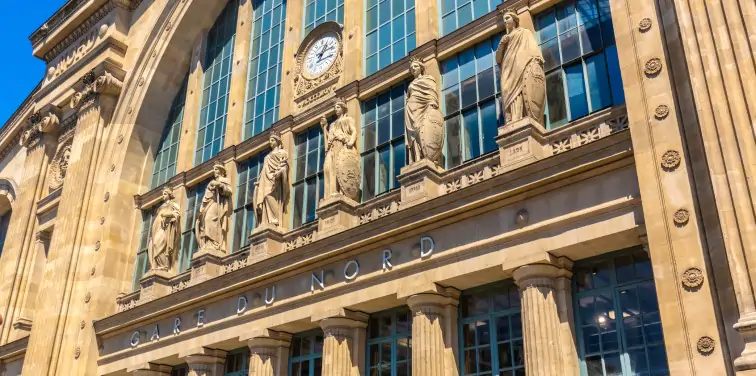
<box><xmin>95</xmin><ymin>241</ymin><xmax>101</xmax><ymax>251</ymax></box>
<box><xmin>673</xmin><ymin>208</ymin><xmax>690</xmax><ymax>226</ymax></box>
<box><xmin>515</xmin><ymin>209</ymin><xmax>529</xmax><ymax>226</ymax></box>
<box><xmin>645</xmin><ymin>58</ymin><xmax>663</xmax><ymax>76</ymax></box>
<box><xmin>47</xmin><ymin>141</ymin><xmax>72</xmax><ymax>191</ymax></box>
<box><xmin>682</xmin><ymin>267</ymin><xmax>704</xmax><ymax>288</ymax></box>
<box><xmin>654</xmin><ymin>104</ymin><xmax>669</xmax><ymax>119</ymax></box>
<box><xmin>293</xmin><ymin>22</ymin><xmax>344</xmax><ymax>110</ymax></box>
<box><xmin>661</xmin><ymin>150</ymin><xmax>681</xmax><ymax>170</ymax></box>
<box><xmin>638</xmin><ymin>18</ymin><xmax>652</xmax><ymax>32</ymax></box>
<box><xmin>74</xmin><ymin>346</ymin><xmax>81</xmax><ymax>359</ymax></box>
<box><xmin>697</xmin><ymin>336</ymin><xmax>715</xmax><ymax>355</ymax></box>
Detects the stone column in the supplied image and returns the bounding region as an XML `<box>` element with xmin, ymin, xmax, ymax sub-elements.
<box><xmin>405</xmin><ymin>288</ymin><xmax>460</xmax><ymax>376</ymax></box>
<box><xmin>0</xmin><ymin>110</ymin><xmax>58</xmax><ymax>344</ymax></box>
<box><xmin>340</xmin><ymin>0</ymin><xmax>364</xmax><ymax>84</ymax></box>
<box><xmin>512</xmin><ymin>263</ymin><xmax>570</xmax><ymax>376</ymax></box>
<box><xmin>183</xmin><ymin>347</ymin><xmax>227</xmax><ymax>376</ymax></box>
<box><xmin>318</xmin><ymin>310</ymin><xmax>368</xmax><ymax>376</ymax></box>
<box><xmin>246</xmin><ymin>329</ymin><xmax>292</xmax><ymax>376</ymax></box>
<box><xmin>23</xmin><ymin>69</ymin><xmax>123</xmax><ymax>376</ymax></box>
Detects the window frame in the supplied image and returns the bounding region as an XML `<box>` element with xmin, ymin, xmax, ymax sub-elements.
<box><xmin>232</xmin><ymin>152</ymin><xmax>268</xmax><ymax>251</ymax></box>
<box><xmin>132</xmin><ymin>207</ymin><xmax>156</xmax><ymax>289</ymax></box>
<box><xmin>179</xmin><ymin>182</ymin><xmax>209</xmax><ymax>272</ymax></box>
<box><xmin>289</xmin><ymin>329</ymin><xmax>325</xmax><ymax>376</ymax></box>
<box><xmin>302</xmin><ymin>0</ymin><xmax>344</xmax><ymax>36</ymax></box>
<box><xmin>291</xmin><ymin>126</ymin><xmax>325</xmax><ymax>229</ymax></box>
<box><xmin>224</xmin><ymin>347</ymin><xmax>250</xmax><ymax>376</ymax></box>
<box><xmin>366</xmin><ymin>307</ymin><xmax>412</xmax><ymax>376</ymax></box>
<box><xmin>458</xmin><ymin>281</ymin><xmax>524</xmax><ymax>376</ymax></box>
<box><xmin>363</xmin><ymin>0</ymin><xmax>416</xmax><ymax>75</ymax></box>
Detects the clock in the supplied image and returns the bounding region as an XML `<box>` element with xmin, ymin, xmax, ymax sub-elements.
<box><xmin>293</xmin><ymin>22</ymin><xmax>344</xmax><ymax>109</ymax></box>
<box><xmin>305</xmin><ymin>33</ymin><xmax>339</xmax><ymax>76</ymax></box>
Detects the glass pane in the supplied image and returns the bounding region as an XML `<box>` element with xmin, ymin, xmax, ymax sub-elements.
<box><xmin>565</xmin><ymin>63</ymin><xmax>589</xmax><ymax>120</ymax></box>
<box><xmin>586</xmin><ymin>53</ymin><xmax>612</xmax><ymax>111</ymax></box>
<box><xmin>546</xmin><ymin>71</ymin><xmax>567</xmax><ymax>127</ymax></box>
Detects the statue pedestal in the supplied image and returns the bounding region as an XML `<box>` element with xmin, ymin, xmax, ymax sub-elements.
<box><xmin>248</xmin><ymin>225</ymin><xmax>286</xmax><ymax>264</ymax></box>
<box><xmin>495</xmin><ymin>117</ymin><xmax>548</xmax><ymax>174</ymax></box>
<box><xmin>317</xmin><ymin>194</ymin><xmax>359</xmax><ymax>238</ymax></box>
<box><xmin>397</xmin><ymin>159</ymin><xmax>445</xmax><ymax>208</ymax></box>
<box><xmin>190</xmin><ymin>248</ymin><xmax>227</xmax><ymax>284</ymax></box>
<box><xmin>139</xmin><ymin>269</ymin><xmax>173</xmax><ymax>303</ymax></box>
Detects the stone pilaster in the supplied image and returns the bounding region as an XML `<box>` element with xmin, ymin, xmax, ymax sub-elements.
<box><xmin>224</xmin><ymin>0</ymin><xmax>253</xmax><ymax>146</ymax></box>
<box><xmin>23</xmin><ymin>68</ymin><xmax>123</xmax><ymax>376</ymax></box>
<box><xmin>0</xmin><ymin>110</ymin><xmax>58</xmax><ymax>344</ymax></box>
<box><xmin>512</xmin><ymin>263</ymin><xmax>571</xmax><ymax>376</ymax></box>
<box><xmin>129</xmin><ymin>363</ymin><xmax>172</xmax><ymax>376</ymax></box>
<box><xmin>494</xmin><ymin>117</ymin><xmax>548</xmax><ymax>174</ymax></box>
<box><xmin>182</xmin><ymin>347</ymin><xmax>227</xmax><ymax>376</ymax></box>
<box><xmin>405</xmin><ymin>288</ymin><xmax>460</xmax><ymax>376</ymax></box>
<box><xmin>245</xmin><ymin>329</ymin><xmax>292</xmax><ymax>376</ymax></box>
<box><xmin>317</xmin><ymin>310</ymin><xmax>368</xmax><ymax>376</ymax></box>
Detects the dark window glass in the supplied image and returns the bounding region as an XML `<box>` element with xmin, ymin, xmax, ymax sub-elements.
<box><xmin>304</xmin><ymin>0</ymin><xmax>344</xmax><ymax>34</ymax></box>
<box><xmin>132</xmin><ymin>207</ymin><xmax>156</xmax><ymax>289</ymax></box>
<box><xmin>367</xmin><ymin>308</ymin><xmax>412</xmax><ymax>376</ymax></box>
<box><xmin>151</xmin><ymin>75</ymin><xmax>188</xmax><ymax>188</ymax></box>
<box><xmin>233</xmin><ymin>152</ymin><xmax>268</xmax><ymax>250</ymax></box>
<box><xmin>292</xmin><ymin>127</ymin><xmax>325</xmax><ymax>228</ymax></box>
<box><xmin>224</xmin><ymin>348</ymin><xmax>249</xmax><ymax>375</ymax></box>
<box><xmin>290</xmin><ymin>329</ymin><xmax>325</xmax><ymax>376</ymax></box>
<box><xmin>180</xmin><ymin>182</ymin><xmax>209</xmax><ymax>271</ymax></box>
<box><xmin>574</xmin><ymin>249</ymin><xmax>669</xmax><ymax>376</ymax></box>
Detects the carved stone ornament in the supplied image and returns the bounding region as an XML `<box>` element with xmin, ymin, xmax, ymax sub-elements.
<box><xmin>682</xmin><ymin>267</ymin><xmax>704</xmax><ymax>288</ymax></box>
<box><xmin>149</xmin><ymin>188</ymin><xmax>182</xmax><ymax>272</ymax></box>
<box><xmin>660</xmin><ymin>150</ymin><xmax>681</xmax><ymax>170</ymax></box>
<box><xmin>195</xmin><ymin>162</ymin><xmax>233</xmax><ymax>253</ymax></box>
<box><xmin>84</xmin><ymin>292</ymin><xmax>91</xmax><ymax>303</ymax></box>
<box><xmin>20</xmin><ymin>111</ymin><xmax>60</xmax><ymax>148</ymax></box>
<box><xmin>47</xmin><ymin>140</ymin><xmax>72</xmax><ymax>191</ymax></box>
<box><xmin>654</xmin><ymin>104</ymin><xmax>670</xmax><ymax>119</ymax></box>
<box><xmin>697</xmin><ymin>336</ymin><xmax>715</xmax><ymax>355</ymax></box>
<box><xmin>644</xmin><ymin>58</ymin><xmax>663</xmax><ymax>76</ymax></box>
<box><xmin>254</xmin><ymin>132</ymin><xmax>289</xmax><ymax>228</ymax></box>
<box><xmin>94</xmin><ymin>241</ymin><xmax>101</xmax><ymax>251</ymax></box>
<box><xmin>673</xmin><ymin>208</ymin><xmax>690</xmax><ymax>226</ymax></box>
<box><xmin>74</xmin><ymin>346</ymin><xmax>81</xmax><ymax>359</ymax></box>
<box><xmin>638</xmin><ymin>18</ymin><xmax>652</xmax><ymax>32</ymax></box>
<box><xmin>293</xmin><ymin>22</ymin><xmax>344</xmax><ymax>109</ymax></box>
<box><xmin>406</xmin><ymin>57</ymin><xmax>444</xmax><ymax>166</ymax></box>
<box><xmin>321</xmin><ymin>99</ymin><xmax>361</xmax><ymax>201</ymax></box>
<box><xmin>80</xmin><ymin>320</ymin><xmax>85</xmax><ymax>329</ymax></box>
<box><xmin>70</xmin><ymin>70</ymin><xmax>123</xmax><ymax>109</ymax></box>
<box><xmin>496</xmin><ymin>9</ymin><xmax>546</xmax><ymax>127</ymax></box>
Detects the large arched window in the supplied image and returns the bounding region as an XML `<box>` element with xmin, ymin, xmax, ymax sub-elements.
<box><xmin>195</xmin><ymin>0</ymin><xmax>239</xmax><ymax>165</ymax></box>
<box><xmin>243</xmin><ymin>0</ymin><xmax>287</xmax><ymax>139</ymax></box>
<box><xmin>150</xmin><ymin>75</ymin><xmax>188</xmax><ymax>188</ymax></box>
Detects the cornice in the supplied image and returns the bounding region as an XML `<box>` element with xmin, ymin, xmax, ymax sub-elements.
<box><xmin>95</xmin><ymin>129</ymin><xmax>634</xmax><ymax>335</ymax></box>
<box><xmin>0</xmin><ymin>336</ymin><xmax>28</xmax><ymax>361</ymax></box>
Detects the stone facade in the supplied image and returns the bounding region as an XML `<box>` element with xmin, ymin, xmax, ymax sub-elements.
<box><xmin>0</xmin><ymin>0</ymin><xmax>751</xmax><ymax>375</ymax></box>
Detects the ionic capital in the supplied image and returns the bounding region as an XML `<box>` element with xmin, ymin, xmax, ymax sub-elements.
<box><xmin>20</xmin><ymin>105</ymin><xmax>62</xmax><ymax>148</ymax></box>
<box><xmin>405</xmin><ymin>286</ymin><xmax>460</xmax><ymax>317</ymax></box>
<box><xmin>71</xmin><ymin>70</ymin><xmax>124</xmax><ymax>110</ymax></box>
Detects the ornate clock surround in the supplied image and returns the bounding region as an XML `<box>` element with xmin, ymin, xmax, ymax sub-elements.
<box><xmin>293</xmin><ymin>22</ymin><xmax>344</xmax><ymax>111</ymax></box>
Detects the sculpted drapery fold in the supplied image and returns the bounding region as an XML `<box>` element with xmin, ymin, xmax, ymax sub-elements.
<box><xmin>254</xmin><ymin>133</ymin><xmax>289</xmax><ymax>228</ymax></box>
<box><xmin>405</xmin><ymin>58</ymin><xmax>444</xmax><ymax>166</ymax></box>
<box><xmin>149</xmin><ymin>188</ymin><xmax>181</xmax><ymax>272</ymax></box>
<box><xmin>495</xmin><ymin>9</ymin><xmax>546</xmax><ymax>126</ymax></box>
<box><xmin>321</xmin><ymin>99</ymin><xmax>360</xmax><ymax>202</ymax></box>
<box><xmin>195</xmin><ymin>162</ymin><xmax>232</xmax><ymax>253</ymax></box>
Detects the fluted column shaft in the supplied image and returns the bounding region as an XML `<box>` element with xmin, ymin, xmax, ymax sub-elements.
<box><xmin>406</xmin><ymin>292</ymin><xmax>459</xmax><ymax>376</ymax></box>
<box><xmin>319</xmin><ymin>316</ymin><xmax>367</xmax><ymax>376</ymax></box>
<box><xmin>247</xmin><ymin>331</ymin><xmax>292</xmax><ymax>376</ymax></box>
<box><xmin>513</xmin><ymin>264</ymin><xmax>567</xmax><ymax>376</ymax></box>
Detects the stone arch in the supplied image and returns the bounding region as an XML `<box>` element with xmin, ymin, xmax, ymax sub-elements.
<box><xmin>93</xmin><ymin>0</ymin><xmax>246</xmax><ymax>294</ymax></box>
<box><xmin>0</xmin><ymin>178</ymin><xmax>18</xmax><ymax>216</ymax></box>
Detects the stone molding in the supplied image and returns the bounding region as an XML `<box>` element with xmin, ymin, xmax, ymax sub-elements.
<box><xmin>19</xmin><ymin>106</ymin><xmax>62</xmax><ymax>149</ymax></box>
<box><xmin>71</xmin><ymin>70</ymin><xmax>124</xmax><ymax>110</ymax></box>
<box><xmin>128</xmin><ymin>363</ymin><xmax>172</xmax><ymax>376</ymax></box>
<box><xmin>181</xmin><ymin>347</ymin><xmax>228</xmax><ymax>365</ymax></box>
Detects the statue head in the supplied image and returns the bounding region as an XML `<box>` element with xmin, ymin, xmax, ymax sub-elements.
<box><xmin>213</xmin><ymin>161</ymin><xmax>227</xmax><ymax>178</ymax></box>
<box><xmin>334</xmin><ymin>98</ymin><xmax>348</xmax><ymax>116</ymax></box>
<box><xmin>501</xmin><ymin>8</ymin><xmax>519</xmax><ymax>32</ymax></box>
<box><xmin>269</xmin><ymin>132</ymin><xmax>282</xmax><ymax>149</ymax></box>
<box><xmin>161</xmin><ymin>187</ymin><xmax>175</xmax><ymax>201</ymax></box>
<box><xmin>409</xmin><ymin>56</ymin><xmax>425</xmax><ymax>77</ymax></box>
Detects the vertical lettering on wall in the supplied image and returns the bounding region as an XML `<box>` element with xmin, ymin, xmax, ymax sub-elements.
<box><xmin>311</xmin><ymin>270</ymin><xmax>325</xmax><ymax>291</ymax></box>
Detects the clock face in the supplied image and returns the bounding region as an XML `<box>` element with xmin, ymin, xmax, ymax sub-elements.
<box><xmin>305</xmin><ymin>33</ymin><xmax>339</xmax><ymax>76</ymax></box>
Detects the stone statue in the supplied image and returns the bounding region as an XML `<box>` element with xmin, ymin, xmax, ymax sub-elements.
<box><xmin>254</xmin><ymin>132</ymin><xmax>289</xmax><ymax>228</ymax></box>
<box><xmin>495</xmin><ymin>9</ymin><xmax>546</xmax><ymax>126</ymax></box>
<box><xmin>195</xmin><ymin>162</ymin><xmax>232</xmax><ymax>253</ymax></box>
<box><xmin>320</xmin><ymin>99</ymin><xmax>360</xmax><ymax>201</ymax></box>
<box><xmin>406</xmin><ymin>57</ymin><xmax>444</xmax><ymax>165</ymax></box>
<box><xmin>148</xmin><ymin>188</ymin><xmax>181</xmax><ymax>272</ymax></box>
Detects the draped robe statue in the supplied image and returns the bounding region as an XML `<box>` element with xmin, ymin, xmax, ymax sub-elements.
<box><xmin>148</xmin><ymin>188</ymin><xmax>181</xmax><ymax>272</ymax></box>
<box><xmin>405</xmin><ymin>58</ymin><xmax>444</xmax><ymax>165</ymax></box>
<box><xmin>195</xmin><ymin>162</ymin><xmax>232</xmax><ymax>253</ymax></box>
<box><xmin>495</xmin><ymin>10</ymin><xmax>546</xmax><ymax>126</ymax></box>
<box><xmin>254</xmin><ymin>134</ymin><xmax>289</xmax><ymax>228</ymax></box>
<box><xmin>321</xmin><ymin>100</ymin><xmax>360</xmax><ymax>201</ymax></box>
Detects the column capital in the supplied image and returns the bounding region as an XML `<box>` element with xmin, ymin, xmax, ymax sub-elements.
<box><xmin>20</xmin><ymin>105</ymin><xmax>62</xmax><ymax>148</ymax></box>
<box><xmin>405</xmin><ymin>287</ymin><xmax>460</xmax><ymax>314</ymax></box>
<box><xmin>317</xmin><ymin>309</ymin><xmax>369</xmax><ymax>333</ymax></box>
<box><xmin>512</xmin><ymin>260</ymin><xmax>572</xmax><ymax>290</ymax></box>
<box><xmin>128</xmin><ymin>362</ymin><xmax>172</xmax><ymax>376</ymax></box>
<box><xmin>243</xmin><ymin>329</ymin><xmax>293</xmax><ymax>350</ymax></box>
<box><xmin>180</xmin><ymin>347</ymin><xmax>227</xmax><ymax>365</ymax></box>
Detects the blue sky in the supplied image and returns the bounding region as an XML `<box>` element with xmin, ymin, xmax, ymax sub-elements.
<box><xmin>0</xmin><ymin>1</ymin><xmax>66</xmax><ymax>126</ymax></box>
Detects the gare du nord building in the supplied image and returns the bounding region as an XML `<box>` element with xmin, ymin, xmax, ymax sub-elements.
<box><xmin>0</xmin><ymin>0</ymin><xmax>754</xmax><ymax>375</ymax></box>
